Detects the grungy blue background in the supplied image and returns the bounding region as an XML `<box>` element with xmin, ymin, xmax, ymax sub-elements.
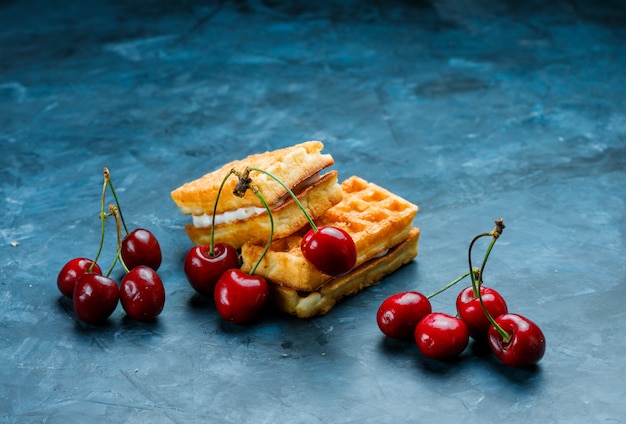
<box><xmin>1</xmin><ymin>0</ymin><xmax>625</xmax><ymax>423</ymax></box>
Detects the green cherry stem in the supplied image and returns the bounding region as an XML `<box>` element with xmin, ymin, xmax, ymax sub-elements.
<box><xmin>479</xmin><ymin>218</ymin><xmax>505</xmax><ymax>286</ymax></box>
<box><xmin>468</xmin><ymin>218</ymin><xmax>505</xmax><ymax>296</ymax></box>
<box><xmin>229</xmin><ymin>168</ymin><xmax>275</xmax><ymax>275</ymax></box>
<box><xmin>247</xmin><ymin>166</ymin><xmax>318</xmax><ymax>233</ymax></box>
<box><xmin>474</xmin><ymin>269</ymin><xmax>511</xmax><ymax>343</ymax></box>
<box><xmin>89</xmin><ymin>168</ymin><xmax>111</xmax><ymax>272</ymax></box>
<box><xmin>468</xmin><ymin>233</ymin><xmax>492</xmax><ymax>296</ymax></box>
<box><xmin>247</xmin><ymin>187</ymin><xmax>274</xmax><ymax>276</ymax></box>
<box><xmin>105</xmin><ymin>167</ymin><xmax>130</xmax><ymax>236</ymax></box>
<box><xmin>426</xmin><ymin>271</ymin><xmax>472</xmax><ymax>299</ymax></box>
<box><xmin>210</xmin><ymin>169</ymin><xmax>237</xmax><ymax>256</ymax></box>
<box><xmin>109</xmin><ymin>204</ymin><xmax>130</xmax><ymax>274</ymax></box>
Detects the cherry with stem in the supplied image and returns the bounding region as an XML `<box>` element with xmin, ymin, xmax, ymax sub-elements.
<box><xmin>213</xmin><ymin>170</ymin><xmax>271</xmax><ymax>324</ymax></box>
<box><xmin>184</xmin><ymin>169</ymin><xmax>240</xmax><ymax>296</ymax></box>
<box><xmin>72</xmin><ymin>202</ymin><xmax>121</xmax><ymax>325</ymax></box>
<box><xmin>245</xmin><ymin>167</ymin><xmax>357</xmax><ymax>276</ymax></box>
<box><xmin>105</xmin><ymin>167</ymin><xmax>162</xmax><ymax>271</ymax></box>
<box><xmin>454</xmin><ymin>220</ymin><xmax>509</xmax><ymax>340</ymax></box>
<box><xmin>469</xmin><ymin>218</ymin><xmax>546</xmax><ymax>367</ymax></box>
<box><xmin>57</xmin><ymin>169</ymin><xmax>111</xmax><ymax>298</ymax></box>
<box><xmin>411</xmin><ymin>219</ymin><xmax>506</xmax><ymax>360</ymax></box>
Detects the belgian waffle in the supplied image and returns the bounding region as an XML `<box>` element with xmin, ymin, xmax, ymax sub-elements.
<box><xmin>240</xmin><ymin>176</ymin><xmax>419</xmax><ymax>316</ymax></box>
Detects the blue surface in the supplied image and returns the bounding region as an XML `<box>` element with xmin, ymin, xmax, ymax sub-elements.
<box><xmin>2</xmin><ymin>0</ymin><xmax>626</xmax><ymax>422</ymax></box>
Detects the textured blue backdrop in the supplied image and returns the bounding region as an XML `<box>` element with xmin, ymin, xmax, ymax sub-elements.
<box><xmin>1</xmin><ymin>0</ymin><xmax>625</xmax><ymax>422</ymax></box>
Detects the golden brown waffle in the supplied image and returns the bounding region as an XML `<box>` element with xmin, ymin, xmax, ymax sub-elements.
<box><xmin>240</xmin><ymin>175</ymin><xmax>418</xmax><ymax>291</ymax></box>
<box><xmin>185</xmin><ymin>171</ymin><xmax>343</xmax><ymax>249</ymax></box>
<box><xmin>171</xmin><ymin>141</ymin><xmax>334</xmax><ymax>216</ymax></box>
<box><xmin>271</xmin><ymin>227</ymin><xmax>420</xmax><ymax>318</ymax></box>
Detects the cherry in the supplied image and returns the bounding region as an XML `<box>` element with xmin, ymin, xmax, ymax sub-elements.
<box><xmin>488</xmin><ymin>313</ymin><xmax>546</xmax><ymax>368</ymax></box>
<box><xmin>214</xmin><ymin>268</ymin><xmax>269</xmax><ymax>324</ymax></box>
<box><xmin>377</xmin><ymin>291</ymin><xmax>432</xmax><ymax>340</ymax></box>
<box><xmin>57</xmin><ymin>258</ymin><xmax>103</xmax><ymax>298</ymax></box>
<box><xmin>121</xmin><ymin>228</ymin><xmax>162</xmax><ymax>271</ymax></box>
<box><xmin>414</xmin><ymin>312</ymin><xmax>469</xmax><ymax>360</ymax></box>
<box><xmin>120</xmin><ymin>265</ymin><xmax>165</xmax><ymax>322</ymax></box>
<box><xmin>73</xmin><ymin>272</ymin><xmax>119</xmax><ymax>324</ymax></box>
<box><xmin>456</xmin><ymin>285</ymin><xmax>508</xmax><ymax>340</ymax></box>
<box><xmin>301</xmin><ymin>226</ymin><xmax>357</xmax><ymax>276</ymax></box>
<box><xmin>184</xmin><ymin>243</ymin><xmax>240</xmax><ymax>296</ymax></box>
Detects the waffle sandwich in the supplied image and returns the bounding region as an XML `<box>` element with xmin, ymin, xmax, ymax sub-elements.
<box><xmin>240</xmin><ymin>176</ymin><xmax>419</xmax><ymax>318</ymax></box>
<box><xmin>171</xmin><ymin>141</ymin><xmax>343</xmax><ymax>249</ymax></box>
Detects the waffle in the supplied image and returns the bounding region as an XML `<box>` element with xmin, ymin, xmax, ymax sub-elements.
<box><xmin>170</xmin><ymin>141</ymin><xmax>342</xmax><ymax>248</ymax></box>
<box><xmin>171</xmin><ymin>141</ymin><xmax>334</xmax><ymax>216</ymax></box>
<box><xmin>240</xmin><ymin>175</ymin><xmax>419</xmax><ymax>292</ymax></box>
<box><xmin>271</xmin><ymin>227</ymin><xmax>420</xmax><ymax>318</ymax></box>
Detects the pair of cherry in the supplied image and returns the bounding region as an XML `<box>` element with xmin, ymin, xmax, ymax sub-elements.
<box><xmin>56</xmin><ymin>168</ymin><xmax>165</xmax><ymax>324</ymax></box>
<box><xmin>377</xmin><ymin>219</ymin><xmax>545</xmax><ymax>368</ymax></box>
<box><xmin>184</xmin><ymin>167</ymin><xmax>357</xmax><ymax>324</ymax></box>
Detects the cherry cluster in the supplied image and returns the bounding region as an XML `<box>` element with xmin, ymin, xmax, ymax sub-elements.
<box><xmin>184</xmin><ymin>167</ymin><xmax>357</xmax><ymax>324</ymax></box>
<box><xmin>377</xmin><ymin>219</ymin><xmax>546</xmax><ymax>368</ymax></box>
<box><xmin>56</xmin><ymin>168</ymin><xmax>165</xmax><ymax>324</ymax></box>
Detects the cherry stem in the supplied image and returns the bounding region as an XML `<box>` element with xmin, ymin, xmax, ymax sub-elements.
<box><xmin>468</xmin><ymin>233</ymin><xmax>491</xmax><ymax>296</ymax></box>
<box><xmin>469</xmin><ymin>218</ymin><xmax>510</xmax><ymax>342</ymax></box>
<box><xmin>227</xmin><ymin>168</ymin><xmax>275</xmax><ymax>275</ymax></box>
<box><xmin>426</xmin><ymin>271</ymin><xmax>472</xmax><ymax>299</ymax></box>
<box><xmin>210</xmin><ymin>169</ymin><xmax>237</xmax><ymax>257</ymax></box>
<box><xmin>468</xmin><ymin>218</ymin><xmax>505</xmax><ymax>296</ymax></box>
<box><xmin>247</xmin><ymin>166</ymin><xmax>318</xmax><ymax>233</ymax></box>
<box><xmin>89</xmin><ymin>168</ymin><xmax>111</xmax><ymax>272</ymax></box>
<box><xmin>248</xmin><ymin>187</ymin><xmax>274</xmax><ymax>276</ymax></box>
<box><xmin>104</xmin><ymin>167</ymin><xmax>130</xmax><ymax>235</ymax></box>
<box><xmin>110</xmin><ymin>204</ymin><xmax>130</xmax><ymax>274</ymax></box>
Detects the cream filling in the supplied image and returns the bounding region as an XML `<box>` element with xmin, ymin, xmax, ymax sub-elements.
<box><xmin>372</xmin><ymin>248</ymin><xmax>390</xmax><ymax>259</ymax></box>
<box><xmin>192</xmin><ymin>173</ymin><xmax>322</xmax><ymax>228</ymax></box>
<box><xmin>193</xmin><ymin>206</ymin><xmax>266</xmax><ymax>227</ymax></box>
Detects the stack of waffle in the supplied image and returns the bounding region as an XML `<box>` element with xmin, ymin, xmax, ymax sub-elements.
<box><xmin>171</xmin><ymin>141</ymin><xmax>419</xmax><ymax>318</ymax></box>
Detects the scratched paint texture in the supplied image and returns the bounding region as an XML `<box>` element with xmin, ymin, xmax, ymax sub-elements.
<box><xmin>1</xmin><ymin>0</ymin><xmax>625</xmax><ymax>423</ymax></box>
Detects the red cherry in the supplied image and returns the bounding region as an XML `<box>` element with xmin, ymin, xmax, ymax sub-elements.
<box><xmin>57</xmin><ymin>258</ymin><xmax>103</xmax><ymax>298</ymax></box>
<box><xmin>73</xmin><ymin>272</ymin><xmax>119</xmax><ymax>324</ymax></box>
<box><xmin>377</xmin><ymin>291</ymin><xmax>432</xmax><ymax>340</ymax></box>
<box><xmin>301</xmin><ymin>226</ymin><xmax>357</xmax><ymax>276</ymax></box>
<box><xmin>121</xmin><ymin>228</ymin><xmax>162</xmax><ymax>271</ymax></box>
<box><xmin>120</xmin><ymin>266</ymin><xmax>165</xmax><ymax>322</ymax></box>
<box><xmin>456</xmin><ymin>285</ymin><xmax>508</xmax><ymax>340</ymax></box>
<box><xmin>415</xmin><ymin>312</ymin><xmax>469</xmax><ymax>360</ymax></box>
<box><xmin>488</xmin><ymin>313</ymin><xmax>546</xmax><ymax>367</ymax></box>
<box><xmin>184</xmin><ymin>243</ymin><xmax>240</xmax><ymax>296</ymax></box>
<box><xmin>214</xmin><ymin>269</ymin><xmax>268</xmax><ymax>324</ymax></box>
